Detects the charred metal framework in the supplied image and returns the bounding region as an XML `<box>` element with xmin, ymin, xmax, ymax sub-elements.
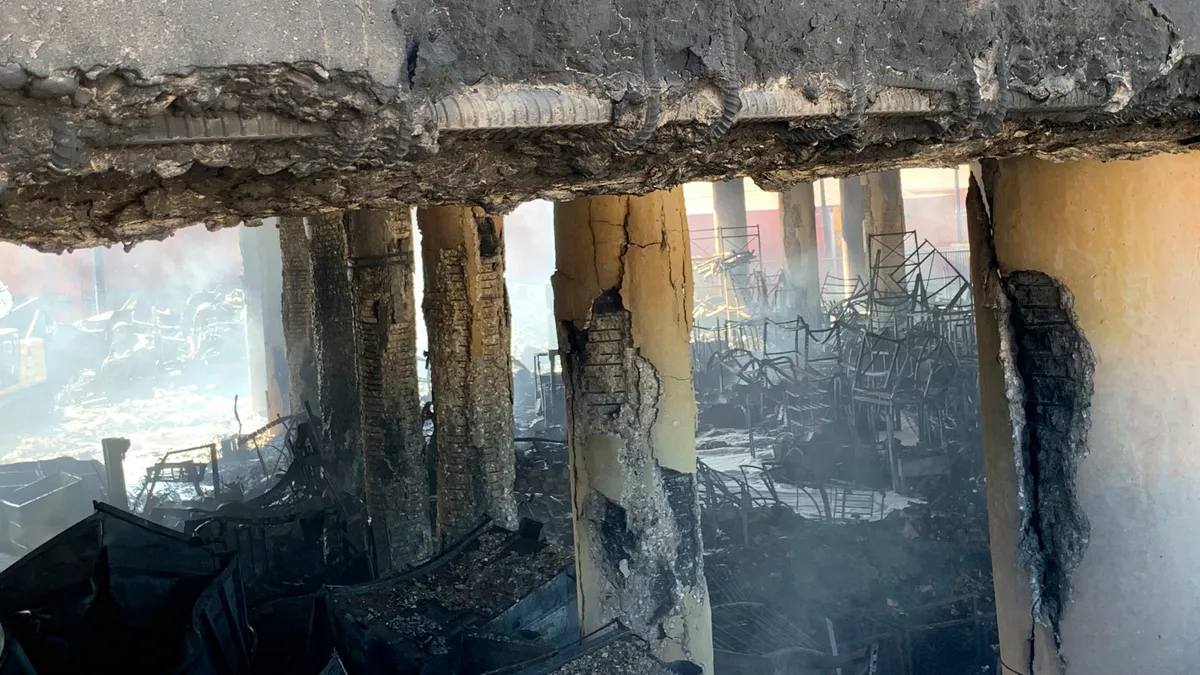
<box><xmin>694</xmin><ymin>231</ymin><xmax>978</xmax><ymax>498</ymax></box>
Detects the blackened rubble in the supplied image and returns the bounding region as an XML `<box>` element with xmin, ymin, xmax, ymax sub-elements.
<box><xmin>546</xmin><ymin>634</ymin><xmax>677</xmax><ymax>675</ymax></box>
<box><xmin>322</xmin><ymin>520</ymin><xmax>574</xmax><ymax>672</ymax></box>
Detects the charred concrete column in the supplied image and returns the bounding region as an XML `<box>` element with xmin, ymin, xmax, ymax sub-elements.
<box><xmin>308</xmin><ymin>212</ymin><xmax>362</xmax><ymax>494</ymax></box>
<box><xmin>552</xmin><ymin>189</ymin><xmax>713</xmax><ymax>671</ymax></box>
<box><xmin>238</xmin><ymin>219</ymin><xmax>288</xmax><ymax>418</ymax></box>
<box><xmin>779</xmin><ymin>182</ymin><xmax>822</xmax><ymax>324</ymax></box>
<box><xmin>839</xmin><ymin>177</ymin><xmax>867</xmax><ymax>282</ymax></box>
<box><xmin>860</xmin><ymin>170</ymin><xmax>906</xmax><ymax>290</ymax></box>
<box><xmin>712</xmin><ymin>178</ymin><xmax>749</xmax><ymax>257</ymax></box>
<box><xmin>970</xmin><ymin>154</ymin><xmax>1200</xmax><ymax>675</ymax></box>
<box><xmin>346</xmin><ymin>209</ymin><xmax>432</xmax><ymax>573</ymax></box>
<box><xmin>279</xmin><ymin>216</ymin><xmax>318</xmax><ymax>414</ymax></box>
<box><xmin>416</xmin><ymin>205</ymin><xmax>518</xmax><ymax>545</ymax></box>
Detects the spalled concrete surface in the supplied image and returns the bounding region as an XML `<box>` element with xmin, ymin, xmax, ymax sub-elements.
<box><xmin>3</xmin><ymin>0</ymin><xmax>1200</xmax><ymax>249</ymax></box>
<box><xmin>973</xmin><ymin>152</ymin><xmax>1200</xmax><ymax>674</ymax></box>
<box><xmin>553</xmin><ymin>190</ymin><xmax>712</xmax><ymax>671</ymax></box>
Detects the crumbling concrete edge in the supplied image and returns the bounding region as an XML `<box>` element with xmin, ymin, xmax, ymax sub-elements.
<box><xmin>971</xmin><ymin>160</ymin><xmax>1095</xmax><ymax>673</ymax></box>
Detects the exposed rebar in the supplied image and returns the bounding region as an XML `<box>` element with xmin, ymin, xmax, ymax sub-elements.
<box><xmin>614</xmin><ymin>23</ymin><xmax>662</xmax><ymax>152</ymax></box>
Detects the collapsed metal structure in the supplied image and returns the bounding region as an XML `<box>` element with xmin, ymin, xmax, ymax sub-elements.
<box><xmin>693</xmin><ymin>232</ymin><xmax>980</xmax><ymax>497</ymax></box>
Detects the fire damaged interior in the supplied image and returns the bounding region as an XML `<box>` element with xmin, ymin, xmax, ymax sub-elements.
<box><xmin>1</xmin><ymin>1</ymin><xmax>1200</xmax><ymax>674</ymax></box>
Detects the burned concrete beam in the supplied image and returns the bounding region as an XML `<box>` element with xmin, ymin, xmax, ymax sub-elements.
<box><xmin>417</xmin><ymin>206</ymin><xmax>518</xmax><ymax>545</ymax></box>
<box><xmin>279</xmin><ymin>216</ymin><xmax>318</xmax><ymax>414</ymax></box>
<box><xmin>308</xmin><ymin>212</ymin><xmax>363</xmax><ymax>496</ymax></box>
<box><xmin>779</xmin><ymin>182</ymin><xmax>822</xmax><ymax>325</ymax></box>
<box><xmin>967</xmin><ymin>154</ymin><xmax>1200</xmax><ymax>674</ymax></box>
<box><xmin>552</xmin><ymin>190</ymin><xmax>712</xmax><ymax>671</ymax></box>
<box><xmin>4</xmin><ymin>0</ymin><xmax>1200</xmax><ymax>248</ymax></box>
<box><xmin>347</xmin><ymin>209</ymin><xmax>432</xmax><ymax>573</ymax></box>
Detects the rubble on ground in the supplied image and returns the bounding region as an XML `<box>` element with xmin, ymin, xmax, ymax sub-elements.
<box><xmin>322</xmin><ymin>519</ymin><xmax>573</xmax><ymax>673</ymax></box>
<box><xmin>513</xmin><ymin>439</ymin><xmax>572</xmax><ymax>546</ymax></box>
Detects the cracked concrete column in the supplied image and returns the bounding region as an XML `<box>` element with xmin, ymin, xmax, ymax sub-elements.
<box><xmin>779</xmin><ymin>182</ymin><xmax>822</xmax><ymax>324</ymax></box>
<box><xmin>860</xmin><ymin>170</ymin><xmax>906</xmax><ymax>291</ymax></box>
<box><xmin>239</xmin><ymin>219</ymin><xmax>288</xmax><ymax>418</ymax></box>
<box><xmin>279</xmin><ymin>216</ymin><xmax>317</xmax><ymax>414</ymax></box>
<box><xmin>347</xmin><ymin>209</ymin><xmax>432</xmax><ymax>573</ymax></box>
<box><xmin>552</xmin><ymin>189</ymin><xmax>713</xmax><ymax>672</ymax></box>
<box><xmin>970</xmin><ymin>154</ymin><xmax>1200</xmax><ymax>675</ymax></box>
<box><xmin>416</xmin><ymin>205</ymin><xmax>518</xmax><ymax>546</ymax></box>
<box><xmin>308</xmin><ymin>212</ymin><xmax>362</xmax><ymax>495</ymax></box>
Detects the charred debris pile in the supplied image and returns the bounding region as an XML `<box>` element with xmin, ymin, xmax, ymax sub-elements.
<box><xmin>692</xmin><ymin>231</ymin><xmax>996</xmax><ymax>674</ymax></box>
<box><xmin>0</xmin><ymin>414</ymin><xmax>677</xmax><ymax>675</ymax></box>
<box><xmin>0</xmin><ymin>284</ymin><xmax>248</xmax><ymax>429</ymax></box>
<box><xmin>505</xmin><ymin>233</ymin><xmax>998</xmax><ymax>673</ymax></box>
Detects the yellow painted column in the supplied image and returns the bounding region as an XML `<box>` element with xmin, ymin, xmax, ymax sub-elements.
<box><xmin>552</xmin><ymin>189</ymin><xmax>713</xmax><ymax>672</ymax></box>
<box><xmin>971</xmin><ymin>153</ymin><xmax>1200</xmax><ymax>675</ymax></box>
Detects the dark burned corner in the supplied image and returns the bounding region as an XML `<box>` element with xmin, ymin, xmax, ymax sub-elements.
<box><xmin>1004</xmin><ymin>271</ymin><xmax>1095</xmax><ymax>668</ymax></box>
<box><xmin>970</xmin><ymin>170</ymin><xmax>1096</xmax><ymax>670</ymax></box>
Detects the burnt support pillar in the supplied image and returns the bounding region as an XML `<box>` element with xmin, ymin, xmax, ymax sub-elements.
<box><xmin>712</xmin><ymin>178</ymin><xmax>749</xmax><ymax>257</ymax></box>
<box><xmin>238</xmin><ymin>220</ymin><xmax>288</xmax><ymax>418</ymax></box>
<box><xmin>347</xmin><ymin>209</ymin><xmax>432</xmax><ymax>573</ymax></box>
<box><xmin>860</xmin><ymin>170</ymin><xmax>906</xmax><ymax>289</ymax></box>
<box><xmin>552</xmin><ymin>189</ymin><xmax>713</xmax><ymax>671</ymax></box>
<box><xmin>779</xmin><ymin>182</ymin><xmax>822</xmax><ymax>324</ymax></box>
<box><xmin>279</xmin><ymin>216</ymin><xmax>318</xmax><ymax>414</ymax></box>
<box><xmin>839</xmin><ymin>177</ymin><xmax>867</xmax><ymax>282</ymax></box>
<box><xmin>308</xmin><ymin>212</ymin><xmax>362</xmax><ymax>495</ymax></box>
<box><xmin>970</xmin><ymin>154</ymin><xmax>1200</xmax><ymax>674</ymax></box>
<box><xmin>416</xmin><ymin>205</ymin><xmax>518</xmax><ymax>545</ymax></box>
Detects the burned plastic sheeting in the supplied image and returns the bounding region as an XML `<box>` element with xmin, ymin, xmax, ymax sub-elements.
<box><xmin>0</xmin><ymin>502</ymin><xmax>253</xmax><ymax>674</ymax></box>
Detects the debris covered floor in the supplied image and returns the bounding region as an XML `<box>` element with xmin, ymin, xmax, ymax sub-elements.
<box><xmin>0</xmin><ymin>204</ymin><xmax>998</xmax><ymax>674</ymax></box>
